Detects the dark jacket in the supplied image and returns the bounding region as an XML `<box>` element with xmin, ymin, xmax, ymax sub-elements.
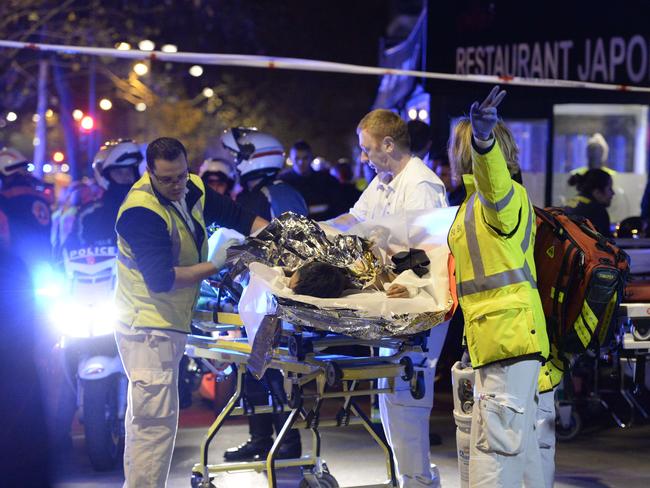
<box><xmin>0</xmin><ymin>182</ymin><xmax>52</xmax><ymax>270</ymax></box>
<box><xmin>116</xmin><ymin>178</ymin><xmax>256</xmax><ymax>293</ymax></box>
<box><xmin>280</xmin><ymin>170</ymin><xmax>343</xmax><ymax>220</ymax></box>
<box><xmin>236</xmin><ymin>178</ymin><xmax>307</xmax><ymax>220</ymax></box>
<box><xmin>564</xmin><ymin>195</ymin><xmax>612</xmax><ymax>237</ymax></box>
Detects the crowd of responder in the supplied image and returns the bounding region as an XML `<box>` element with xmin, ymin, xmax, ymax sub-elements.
<box><xmin>1</xmin><ymin>85</ymin><xmax>628</xmax><ymax>488</ymax></box>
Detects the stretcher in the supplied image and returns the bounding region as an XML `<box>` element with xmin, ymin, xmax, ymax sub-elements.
<box><xmin>557</xmin><ymin>296</ymin><xmax>650</xmax><ymax>441</ymax></box>
<box><xmin>617</xmin><ymin>301</ymin><xmax>650</xmax><ymax>420</ymax></box>
<box><xmin>186</xmin><ymin>310</ymin><xmax>431</xmax><ymax>488</ymax></box>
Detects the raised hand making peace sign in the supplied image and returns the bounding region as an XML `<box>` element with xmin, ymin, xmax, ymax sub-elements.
<box><xmin>469</xmin><ymin>85</ymin><xmax>507</xmax><ymax>141</ymax></box>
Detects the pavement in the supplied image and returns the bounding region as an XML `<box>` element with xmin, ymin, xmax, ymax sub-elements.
<box><xmin>51</xmin><ymin>391</ymin><xmax>650</xmax><ymax>488</ymax></box>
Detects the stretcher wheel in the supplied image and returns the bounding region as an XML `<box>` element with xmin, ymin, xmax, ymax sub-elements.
<box><xmin>325</xmin><ymin>362</ymin><xmax>343</xmax><ymax>387</ymax></box>
<box><xmin>289</xmin><ymin>334</ymin><xmax>313</xmax><ymax>360</ymax></box>
<box><xmin>190</xmin><ymin>472</ymin><xmax>216</xmax><ymax>488</ymax></box>
<box><xmin>299</xmin><ymin>471</ymin><xmax>339</xmax><ymax>487</ymax></box>
<box><xmin>289</xmin><ymin>335</ymin><xmax>302</xmax><ymax>359</ymax></box>
<box><xmin>555</xmin><ymin>410</ymin><xmax>582</xmax><ymax>442</ymax></box>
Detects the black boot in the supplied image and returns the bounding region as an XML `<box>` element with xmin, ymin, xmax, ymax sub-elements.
<box><xmin>276</xmin><ymin>439</ymin><xmax>302</xmax><ymax>459</ymax></box>
<box><xmin>223</xmin><ymin>436</ymin><xmax>274</xmax><ymax>462</ymax></box>
<box><xmin>273</xmin><ymin>412</ymin><xmax>302</xmax><ymax>459</ymax></box>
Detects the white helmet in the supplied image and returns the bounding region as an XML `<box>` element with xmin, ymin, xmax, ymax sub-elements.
<box><xmin>0</xmin><ymin>147</ymin><xmax>29</xmax><ymax>177</ymax></box>
<box><xmin>198</xmin><ymin>158</ymin><xmax>235</xmax><ymax>180</ymax></box>
<box><xmin>93</xmin><ymin>139</ymin><xmax>143</xmax><ymax>189</ymax></box>
<box><xmin>221</xmin><ymin>127</ymin><xmax>284</xmax><ymax>182</ymax></box>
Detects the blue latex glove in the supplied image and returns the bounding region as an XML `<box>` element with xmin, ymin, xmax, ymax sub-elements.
<box><xmin>469</xmin><ymin>86</ymin><xmax>507</xmax><ymax>141</ymax></box>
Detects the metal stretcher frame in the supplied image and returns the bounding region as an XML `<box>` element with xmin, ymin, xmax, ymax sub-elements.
<box><xmin>186</xmin><ymin>312</ymin><xmax>429</xmax><ymax>488</ymax></box>
<box><xmin>617</xmin><ymin>303</ymin><xmax>650</xmax><ymax>421</ymax></box>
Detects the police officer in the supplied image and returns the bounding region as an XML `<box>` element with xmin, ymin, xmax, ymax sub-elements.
<box><xmin>220</xmin><ymin>127</ymin><xmax>306</xmax><ymax>462</ymax></box>
<box><xmin>198</xmin><ymin>158</ymin><xmax>236</xmax><ymax>198</ymax></box>
<box><xmin>0</xmin><ymin>147</ymin><xmax>52</xmax><ymax>273</ymax></box>
<box><xmin>222</xmin><ymin>127</ymin><xmax>307</xmax><ymax>220</ymax></box>
<box><xmin>66</xmin><ymin>139</ymin><xmax>142</xmax><ymax>249</ymax></box>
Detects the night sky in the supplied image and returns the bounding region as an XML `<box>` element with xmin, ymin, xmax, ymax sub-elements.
<box><xmin>0</xmin><ymin>0</ymin><xmax>398</xmax><ymax>165</ymax></box>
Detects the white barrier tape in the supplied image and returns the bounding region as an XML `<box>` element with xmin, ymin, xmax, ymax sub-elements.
<box><xmin>2</xmin><ymin>39</ymin><xmax>650</xmax><ymax>94</ymax></box>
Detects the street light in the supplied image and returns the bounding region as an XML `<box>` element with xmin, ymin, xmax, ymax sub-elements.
<box><xmin>133</xmin><ymin>62</ymin><xmax>149</xmax><ymax>76</ymax></box>
<box><xmin>53</xmin><ymin>151</ymin><xmax>65</xmax><ymax>162</ymax></box>
<box><xmin>189</xmin><ymin>65</ymin><xmax>203</xmax><ymax>77</ymax></box>
<box><xmin>135</xmin><ymin>103</ymin><xmax>147</xmax><ymax>112</ymax></box>
<box><xmin>99</xmin><ymin>98</ymin><xmax>113</xmax><ymax>111</ymax></box>
<box><xmin>6</xmin><ymin>112</ymin><xmax>17</xmax><ymax>122</ymax></box>
<box><xmin>138</xmin><ymin>40</ymin><xmax>155</xmax><ymax>51</ymax></box>
<box><xmin>72</xmin><ymin>109</ymin><xmax>84</xmax><ymax>121</ymax></box>
<box><xmin>80</xmin><ymin>115</ymin><xmax>94</xmax><ymax>131</ymax></box>
<box><xmin>116</xmin><ymin>42</ymin><xmax>131</xmax><ymax>50</ymax></box>
<box><xmin>32</xmin><ymin>114</ymin><xmax>40</xmax><ymax>122</ymax></box>
<box><xmin>161</xmin><ymin>44</ymin><xmax>178</xmax><ymax>53</ymax></box>
<box><xmin>202</xmin><ymin>87</ymin><xmax>214</xmax><ymax>98</ymax></box>
<box><xmin>45</xmin><ymin>109</ymin><xmax>54</xmax><ymax>118</ymax></box>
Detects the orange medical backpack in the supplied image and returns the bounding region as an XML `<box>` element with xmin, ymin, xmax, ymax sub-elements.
<box><xmin>534</xmin><ymin>207</ymin><xmax>629</xmax><ymax>354</ymax></box>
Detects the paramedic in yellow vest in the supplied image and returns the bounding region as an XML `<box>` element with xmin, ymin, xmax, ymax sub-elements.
<box><xmin>570</xmin><ymin>133</ymin><xmax>617</xmax><ymax>177</ymax></box>
<box><xmin>114</xmin><ymin>137</ymin><xmax>267</xmax><ymax>488</ymax></box>
<box><xmin>447</xmin><ymin>86</ymin><xmax>550</xmax><ymax>488</ymax></box>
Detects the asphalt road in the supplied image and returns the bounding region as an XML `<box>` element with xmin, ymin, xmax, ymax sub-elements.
<box><xmin>51</xmin><ymin>393</ymin><xmax>650</xmax><ymax>488</ymax></box>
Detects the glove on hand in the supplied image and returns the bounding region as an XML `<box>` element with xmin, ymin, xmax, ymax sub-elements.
<box><xmin>208</xmin><ymin>227</ymin><xmax>245</xmax><ymax>270</ymax></box>
<box><xmin>469</xmin><ymin>85</ymin><xmax>507</xmax><ymax>141</ymax></box>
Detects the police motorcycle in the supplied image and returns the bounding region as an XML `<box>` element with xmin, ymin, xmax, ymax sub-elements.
<box><xmin>46</xmin><ymin>243</ymin><xmax>127</xmax><ymax>470</ymax></box>
<box><xmin>44</xmin><ymin>141</ymin><xmax>140</xmax><ymax>470</ymax></box>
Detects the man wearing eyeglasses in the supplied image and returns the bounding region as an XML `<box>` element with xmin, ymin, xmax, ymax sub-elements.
<box><xmin>114</xmin><ymin>137</ymin><xmax>268</xmax><ymax>488</ymax></box>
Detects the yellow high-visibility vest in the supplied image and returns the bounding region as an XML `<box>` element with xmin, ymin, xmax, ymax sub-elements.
<box><xmin>448</xmin><ymin>141</ymin><xmax>550</xmax><ymax>368</ymax></box>
<box><xmin>539</xmin><ymin>344</ymin><xmax>565</xmax><ymax>393</ymax></box>
<box><xmin>115</xmin><ymin>172</ymin><xmax>208</xmax><ymax>333</ymax></box>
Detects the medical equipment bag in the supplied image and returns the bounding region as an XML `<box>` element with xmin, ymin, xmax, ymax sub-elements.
<box><xmin>534</xmin><ymin>206</ymin><xmax>629</xmax><ymax>354</ymax></box>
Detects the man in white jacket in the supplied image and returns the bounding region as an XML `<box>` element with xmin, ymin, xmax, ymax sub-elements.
<box><xmin>328</xmin><ymin>109</ymin><xmax>449</xmax><ymax>488</ymax></box>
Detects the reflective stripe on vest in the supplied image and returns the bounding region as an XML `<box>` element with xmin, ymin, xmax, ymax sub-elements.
<box><xmin>477</xmin><ymin>185</ymin><xmax>515</xmax><ymax>212</ymax></box>
<box><xmin>457</xmin><ymin>192</ymin><xmax>536</xmax><ymax>298</ymax></box>
<box><xmin>118</xmin><ymin>251</ymin><xmax>137</xmax><ymax>270</ymax></box>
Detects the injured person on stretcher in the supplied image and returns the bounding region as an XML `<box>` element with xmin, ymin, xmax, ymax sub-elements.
<box><xmin>288</xmin><ymin>260</ymin><xmax>417</xmax><ymax>300</ymax></box>
<box><xmin>209</xmin><ymin>210</ymin><xmax>456</xmax><ymax>344</ymax></box>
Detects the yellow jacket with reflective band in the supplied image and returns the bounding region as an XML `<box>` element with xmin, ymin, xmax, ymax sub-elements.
<box><xmin>570</xmin><ymin>165</ymin><xmax>617</xmax><ymax>176</ymax></box>
<box><xmin>448</xmin><ymin>140</ymin><xmax>550</xmax><ymax>368</ymax></box>
<box><xmin>538</xmin><ymin>343</ymin><xmax>565</xmax><ymax>393</ymax></box>
<box><xmin>115</xmin><ymin>172</ymin><xmax>208</xmax><ymax>333</ymax></box>
<box><xmin>564</xmin><ymin>195</ymin><xmax>591</xmax><ymax>208</ymax></box>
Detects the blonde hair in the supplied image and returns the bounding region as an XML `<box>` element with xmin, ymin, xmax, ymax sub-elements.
<box><xmin>587</xmin><ymin>132</ymin><xmax>609</xmax><ymax>164</ymax></box>
<box><xmin>357</xmin><ymin>109</ymin><xmax>410</xmax><ymax>150</ymax></box>
<box><xmin>448</xmin><ymin>118</ymin><xmax>520</xmax><ymax>180</ymax></box>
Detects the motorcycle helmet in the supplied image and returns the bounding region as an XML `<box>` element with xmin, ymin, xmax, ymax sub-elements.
<box><xmin>199</xmin><ymin>158</ymin><xmax>235</xmax><ymax>195</ymax></box>
<box><xmin>221</xmin><ymin>127</ymin><xmax>284</xmax><ymax>183</ymax></box>
<box><xmin>93</xmin><ymin>139</ymin><xmax>143</xmax><ymax>189</ymax></box>
<box><xmin>0</xmin><ymin>147</ymin><xmax>29</xmax><ymax>177</ymax></box>
<box><xmin>198</xmin><ymin>158</ymin><xmax>235</xmax><ymax>180</ymax></box>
